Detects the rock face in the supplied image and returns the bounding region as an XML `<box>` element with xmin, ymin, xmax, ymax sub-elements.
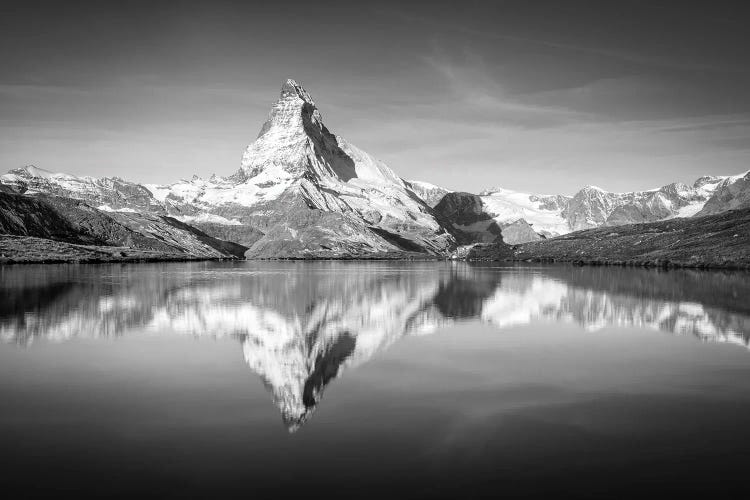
<box><xmin>698</xmin><ymin>170</ymin><xmax>750</xmax><ymax>216</ymax></box>
<box><xmin>498</xmin><ymin>219</ymin><xmax>543</xmax><ymax>244</ymax></box>
<box><xmin>563</xmin><ymin>182</ymin><xmax>712</xmax><ymax>230</ymax></box>
<box><xmin>434</xmin><ymin>192</ymin><xmax>503</xmax><ymax>244</ymax></box>
<box><xmin>405</xmin><ymin>180</ymin><xmax>451</xmax><ymax>207</ymax></box>
<box><xmin>435</xmin><ymin>191</ymin><xmax>543</xmax><ymax>245</ymax></box>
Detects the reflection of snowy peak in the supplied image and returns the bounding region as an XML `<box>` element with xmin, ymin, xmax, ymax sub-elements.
<box><xmin>481</xmin><ymin>274</ymin><xmax>750</xmax><ymax>345</ymax></box>
<box><xmin>3</xmin><ymin>264</ymin><xmax>750</xmax><ymax>430</ymax></box>
<box><xmin>239</xmin><ymin>273</ymin><xmax>444</xmax><ymax>430</ymax></box>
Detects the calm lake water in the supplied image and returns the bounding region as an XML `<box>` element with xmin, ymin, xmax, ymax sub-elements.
<box><xmin>2</xmin><ymin>261</ymin><xmax>750</xmax><ymax>498</ymax></box>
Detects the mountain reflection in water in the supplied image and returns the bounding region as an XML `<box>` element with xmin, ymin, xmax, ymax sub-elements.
<box><xmin>1</xmin><ymin>262</ymin><xmax>749</xmax><ymax>430</ymax></box>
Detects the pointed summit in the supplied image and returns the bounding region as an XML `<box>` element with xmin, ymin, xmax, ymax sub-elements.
<box><xmin>280</xmin><ymin>78</ymin><xmax>315</xmax><ymax>105</ymax></box>
<box><xmin>240</xmin><ymin>78</ymin><xmax>348</xmax><ymax>181</ymax></box>
<box><xmin>229</xmin><ymin>79</ymin><xmax>455</xmax><ymax>257</ymax></box>
<box><xmin>252</xmin><ymin>79</ymin><xmax>320</xmax><ymax>137</ymax></box>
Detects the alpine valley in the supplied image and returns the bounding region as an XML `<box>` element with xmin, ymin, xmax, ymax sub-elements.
<box><xmin>1</xmin><ymin>79</ymin><xmax>749</xmax><ymax>263</ymax></box>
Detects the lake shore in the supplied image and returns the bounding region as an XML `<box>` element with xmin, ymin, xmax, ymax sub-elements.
<box><xmin>511</xmin><ymin>207</ymin><xmax>750</xmax><ymax>271</ymax></box>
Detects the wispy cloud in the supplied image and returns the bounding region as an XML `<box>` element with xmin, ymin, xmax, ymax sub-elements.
<box><xmin>379</xmin><ymin>7</ymin><xmax>750</xmax><ymax>74</ymax></box>
<box><xmin>420</xmin><ymin>49</ymin><xmax>595</xmax><ymax>129</ymax></box>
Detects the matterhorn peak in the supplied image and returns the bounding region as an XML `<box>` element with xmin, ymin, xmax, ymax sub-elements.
<box><xmin>239</xmin><ymin>78</ymin><xmax>346</xmax><ymax>181</ymax></box>
<box><xmin>280</xmin><ymin>78</ymin><xmax>315</xmax><ymax>105</ymax></box>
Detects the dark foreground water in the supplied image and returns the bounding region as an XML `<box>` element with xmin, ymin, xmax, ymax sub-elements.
<box><xmin>1</xmin><ymin>262</ymin><xmax>750</xmax><ymax>498</ymax></box>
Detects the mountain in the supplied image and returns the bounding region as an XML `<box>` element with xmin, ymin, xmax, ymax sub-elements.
<box><xmin>514</xmin><ymin>206</ymin><xmax>750</xmax><ymax>269</ymax></box>
<box><xmin>421</xmin><ymin>173</ymin><xmax>741</xmax><ymax>241</ymax></box>
<box><xmin>475</xmin><ymin>176</ymin><xmax>732</xmax><ymax>237</ymax></box>
<box><xmin>145</xmin><ymin>80</ymin><xmax>458</xmax><ymax>256</ymax></box>
<box><xmin>432</xmin><ymin>191</ymin><xmax>542</xmax><ymax>245</ymax></box>
<box><xmin>232</xmin><ymin>80</ymin><xmax>454</xmax><ymax>257</ymax></box>
<box><xmin>404</xmin><ymin>180</ymin><xmax>451</xmax><ymax>207</ymax></box>
<box><xmin>1</xmin><ymin>81</ymin><xmax>455</xmax><ymax>258</ymax></box>
<box><xmin>697</xmin><ymin>170</ymin><xmax>750</xmax><ymax>216</ymax></box>
<box><xmin>563</xmin><ymin>181</ymin><xmax>717</xmax><ymax>230</ymax></box>
<box><xmin>477</xmin><ymin>187</ymin><xmax>571</xmax><ymax>237</ymax></box>
<box><xmin>0</xmin><ymin>191</ymin><xmax>245</xmax><ymax>263</ymax></box>
<box><xmin>428</xmin><ymin>179</ymin><xmax>729</xmax><ymax>243</ymax></box>
<box><xmin>0</xmin><ymin>165</ymin><xmax>166</xmax><ymax>213</ymax></box>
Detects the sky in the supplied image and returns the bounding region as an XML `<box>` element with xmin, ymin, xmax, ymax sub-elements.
<box><xmin>1</xmin><ymin>0</ymin><xmax>749</xmax><ymax>194</ymax></box>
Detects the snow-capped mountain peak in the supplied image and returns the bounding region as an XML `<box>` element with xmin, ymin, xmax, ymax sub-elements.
<box><xmin>281</xmin><ymin>78</ymin><xmax>315</xmax><ymax>105</ymax></box>
<box><xmin>239</xmin><ymin>79</ymin><xmax>323</xmax><ymax>180</ymax></box>
<box><xmin>4</xmin><ymin>165</ymin><xmax>78</xmax><ymax>181</ymax></box>
<box><xmin>469</xmin><ymin>172</ymin><xmax>744</xmax><ymax>236</ymax></box>
<box><xmin>239</xmin><ymin>79</ymin><xmax>403</xmax><ymax>189</ymax></box>
<box><xmin>137</xmin><ymin>79</ymin><xmax>457</xmax><ymax>254</ymax></box>
<box><xmin>13</xmin><ymin>165</ymin><xmax>57</xmax><ymax>178</ymax></box>
<box><xmin>697</xmin><ymin>169</ymin><xmax>750</xmax><ymax>216</ymax></box>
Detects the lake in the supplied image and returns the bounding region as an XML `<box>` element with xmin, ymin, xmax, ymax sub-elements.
<box><xmin>1</xmin><ymin>261</ymin><xmax>750</xmax><ymax>498</ymax></box>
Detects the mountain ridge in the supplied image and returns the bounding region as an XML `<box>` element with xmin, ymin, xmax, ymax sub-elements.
<box><xmin>0</xmin><ymin>191</ymin><xmax>246</xmax><ymax>263</ymax></box>
<box><xmin>6</xmin><ymin>161</ymin><xmax>745</xmax><ymax>245</ymax></box>
<box><xmin>1</xmin><ymin>78</ymin><xmax>749</xmax><ymax>258</ymax></box>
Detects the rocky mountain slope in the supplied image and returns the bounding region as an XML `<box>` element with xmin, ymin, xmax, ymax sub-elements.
<box><xmin>1</xmin><ymin>165</ymin><xmax>166</xmax><ymax>213</ymax></box>
<box><xmin>0</xmin><ymin>191</ymin><xmax>245</xmax><ymax>262</ymax></box>
<box><xmin>434</xmin><ymin>191</ymin><xmax>542</xmax><ymax>245</ymax></box>
<box><xmin>415</xmin><ymin>172</ymin><xmax>741</xmax><ymax>242</ymax></box>
<box><xmin>405</xmin><ymin>180</ymin><xmax>451</xmax><ymax>207</ymax></box>
<box><xmin>697</xmin><ymin>170</ymin><xmax>750</xmax><ymax>216</ymax></box>
<box><xmin>476</xmin><ymin>175</ymin><xmax>737</xmax><ymax>237</ymax></box>
<box><xmin>514</xmin><ymin>206</ymin><xmax>750</xmax><ymax>269</ymax></box>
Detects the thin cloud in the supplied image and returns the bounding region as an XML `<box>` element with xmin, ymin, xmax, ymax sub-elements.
<box><xmin>380</xmin><ymin>7</ymin><xmax>750</xmax><ymax>74</ymax></box>
<box><xmin>421</xmin><ymin>50</ymin><xmax>594</xmax><ymax>128</ymax></box>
